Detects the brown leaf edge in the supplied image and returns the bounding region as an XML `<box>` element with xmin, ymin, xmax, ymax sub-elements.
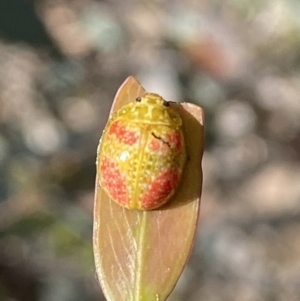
<box><xmin>93</xmin><ymin>76</ymin><xmax>205</xmax><ymax>301</ymax></box>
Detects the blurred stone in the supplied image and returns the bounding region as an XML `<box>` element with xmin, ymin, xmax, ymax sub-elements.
<box><xmin>215</xmin><ymin>100</ymin><xmax>256</xmax><ymax>139</ymax></box>
<box><xmin>42</xmin><ymin>4</ymin><xmax>91</xmax><ymax>57</ymax></box>
<box><xmin>24</xmin><ymin>116</ymin><xmax>66</xmax><ymax>155</ymax></box>
<box><xmin>60</xmin><ymin>97</ymin><xmax>99</xmax><ymax>133</ymax></box>
<box><xmin>80</xmin><ymin>3</ymin><xmax>123</xmax><ymax>53</ymax></box>
<box><xmin>241</xmin><ymin>163</ymin><xmax>300</xmax><ymax>215</ymax></box>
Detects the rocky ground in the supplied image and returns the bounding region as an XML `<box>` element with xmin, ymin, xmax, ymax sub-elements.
<box><xmin>1</xmin><ymin>1</ymin><xmax>300</xmax><ymax>300</ymax></box>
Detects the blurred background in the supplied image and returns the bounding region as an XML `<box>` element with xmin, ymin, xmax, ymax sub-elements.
<box><xmin>1</xmin><ymin>0</ymin><xmax>300</xmax><ymax>300</ymax></box>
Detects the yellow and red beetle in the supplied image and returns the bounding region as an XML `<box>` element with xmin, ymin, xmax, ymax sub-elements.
<box><xmin>97</xmin><ymin>93</ymin><xmax>186</xmax><ymax>210</ymax></box>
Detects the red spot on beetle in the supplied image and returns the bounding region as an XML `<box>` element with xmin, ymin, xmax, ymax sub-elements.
<box><xmin>100</xmin><ymin>157</ymin><xmax>128</xmax><ymax>205</ymax></box>
<box><xmin>109</xmin><ymin>120</ymin><xmax>139</xmax><ymax>145</ymax></box>
<box><xmin>141</xmin><ymin>168</ymin><xmax>180</xmax><ymax>209</ymax></box>
<box><xmin>148</xmin><ymin>137</ymin><xmax>169</xmax><ymax>153</ymax></box>
<box><xmin>167</xmin><ymin>131</ymin><xmax>182</xmax><ymax>151</ymax></box>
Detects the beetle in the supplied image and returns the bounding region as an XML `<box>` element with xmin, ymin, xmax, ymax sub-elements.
<box><xmin>97</xmin><ymin>93</ymin><xmax>186</xmax><ymax>210</ymax></box>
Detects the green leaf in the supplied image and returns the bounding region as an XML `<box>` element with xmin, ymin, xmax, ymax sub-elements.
<box><xmin>93</xmin><ymin>76</ymin><xmax>204</xmax><ymax>301</ymax></box>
